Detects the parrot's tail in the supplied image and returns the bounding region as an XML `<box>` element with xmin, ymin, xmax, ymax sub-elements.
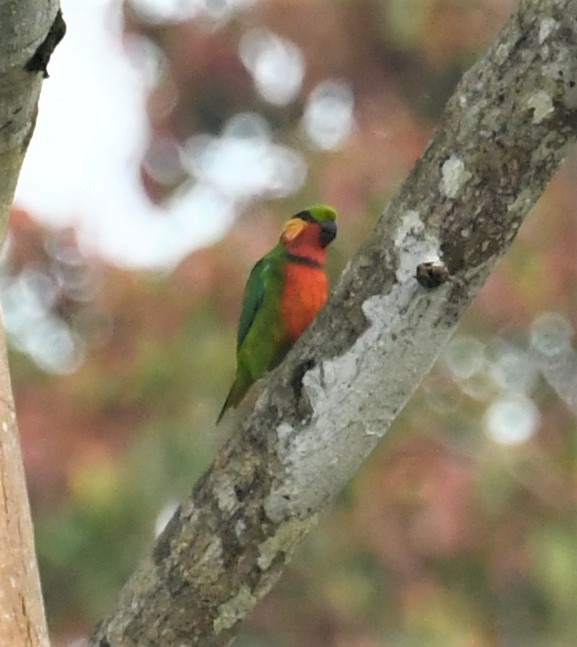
<box><xmin>216</xmin><ymin>372</ymin><xmax>252</xmax><ymax>424</ymax></box>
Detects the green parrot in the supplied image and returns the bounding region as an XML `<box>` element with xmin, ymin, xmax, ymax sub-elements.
<box><xmin>217</xmin><ymin>204</ymin><xmax>338</xmax><ymax>422</ymax></box>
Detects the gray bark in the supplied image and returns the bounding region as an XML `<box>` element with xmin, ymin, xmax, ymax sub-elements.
<box><xmin>0</xmin><ymin>1</ymin><xmax>62</xmax><ymax>645</ymax></box>
<box><xmin>91</xmin><ymin>0</ymin><xmax>577</xmax><ymax>645</ymax></box>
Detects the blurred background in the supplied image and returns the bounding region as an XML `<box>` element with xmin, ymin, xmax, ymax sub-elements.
<box><xmin>8</xmin><ymin>0</ymin><xmax>577</xmax><ymax>644</ymax></box>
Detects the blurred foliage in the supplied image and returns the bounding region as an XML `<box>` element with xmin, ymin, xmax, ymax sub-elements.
<box><xmin>6</xmin><ymin>0</ymin><xmax>577</xmax><ymax>645</ymax></box>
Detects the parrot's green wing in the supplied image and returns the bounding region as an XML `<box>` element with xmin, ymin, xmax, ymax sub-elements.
<box><xmin>237</xmin><ymin>257</ymin><xmax>268</xmax><ymax>350</ymax></box>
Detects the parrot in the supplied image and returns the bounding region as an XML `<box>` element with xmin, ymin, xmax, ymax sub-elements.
<box><xmin>217</xmin><ymin>204</ymin><xmax>338</xmax><ymax>422</ymax></box>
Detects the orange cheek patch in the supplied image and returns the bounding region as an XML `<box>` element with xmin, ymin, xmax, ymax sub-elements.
<box><xmin>281</xmin><ymin>218</ymin><xmax>307</xmax><ymax>242</ymax></box>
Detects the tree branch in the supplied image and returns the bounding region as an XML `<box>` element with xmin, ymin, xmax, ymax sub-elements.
<box><xmin>91</xmin><ymin>0</ymin><xmax>577</xmax><ymax>645</ymax></box>
<box><xmin>0</xmin><ymin>1</ymin><xmax>62</xmax><ymax>645</ymax></box>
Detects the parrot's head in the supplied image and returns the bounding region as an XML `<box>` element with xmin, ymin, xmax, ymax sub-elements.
<box><xmin>281</xmin><ymin>204</ymin><xmax>338</xmax><ymax>250</ymax></box>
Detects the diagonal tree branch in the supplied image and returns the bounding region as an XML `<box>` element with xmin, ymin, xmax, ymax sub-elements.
<box><xmin>0</xmin><ymin>1</ymin><xmax>63</xmax><ymax>645</ymax></box>
<box><xmin>91</xmin><ymin>0</ymin><xmax>577</xmax><ymax>645</ymax></box>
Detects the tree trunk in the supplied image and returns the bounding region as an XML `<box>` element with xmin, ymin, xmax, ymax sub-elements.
<box><xmin>89</xmin><ymin>0</ymin><xmax>577</xmax><ymax>644</ymax></box>
<box><xmin>0</xmin><ymin>1</ymin><xmax>64</xmax><ymax>644</ymax></box>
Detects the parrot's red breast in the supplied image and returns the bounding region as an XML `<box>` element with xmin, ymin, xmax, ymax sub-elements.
<box><xmin>280</xmin><ymin>224</ymin><xmax>330</xmax><ymax>341</ymax></box>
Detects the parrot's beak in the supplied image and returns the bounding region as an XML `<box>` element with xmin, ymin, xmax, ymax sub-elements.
<box><xmin>319</xmin><ymin>219</ymin><xmax>337</xmax><ymax>247</ymax></box>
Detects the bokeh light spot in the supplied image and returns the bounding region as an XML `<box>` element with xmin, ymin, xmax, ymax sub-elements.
<box><xmin>143</xmin><ymin>137</ymin><xmax>185</xmax><ymax>186</ymax></box>
<box><xmin>181</xmin><ymin>113</ymin><xmax>306</xmax><ymax>200</ymax></box>
<box><xmin>131</xmin><ymin>0</ymin><xmax>255</xmax><ymax>23</ymax></box>
<box><xmin>131</xmin><ymin>0</ymin><xmax>203</xmax><ymax>22</ymax></box>
<box><xmin>443</xmin><ymin>335</ymin><xmax>485</xmax><ymax>380</ymax></box>
<box><xmin>1</xmin><ymin>269</ymin><xmax>85</xmax><ymax>374</ymax></box>
<box><xmin>239</xmin><ymin>28</ymin><xmax>305</xmax><ymax>105</ymax></box>
<box><xmin>530</xmin><ymin>311</ymin><xmax>573</xmax><ymax>357</ymax></box>
<box><xmin>303</xmin><ymin>79</ymin><xmax>355</xmax><ymax>149</ymax></box>
<box><xmin>484</xmin><ymin>395</ymin><xmax>540</xmax><ymax>445</ymax></box>
<box><xmin>124</xmin><ymin>35</ymin><xmax>167</xmax><ymax>90</ymax></box>
<box><xmin>489</xmin><ymin>344</ymin><xmax>538</xmax><ymax>395</ymax></box>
